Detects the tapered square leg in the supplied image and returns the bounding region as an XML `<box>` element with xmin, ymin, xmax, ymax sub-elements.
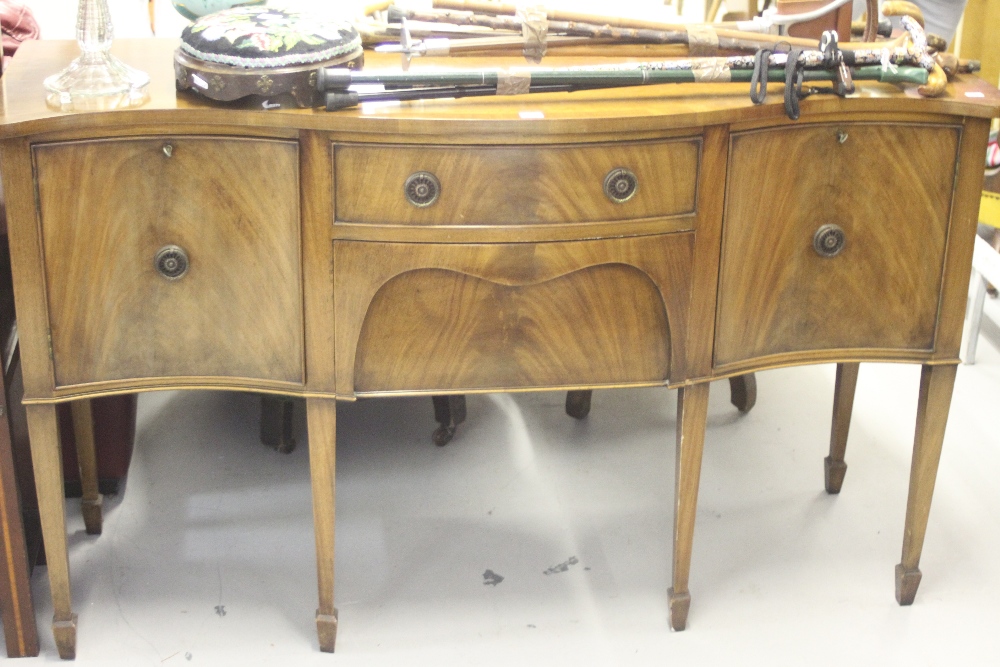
<box><xmin>52</xmin><ymin>614</ymin><xmax>78</xmax><ymax>660</ymax></box>
<box><xmin>26</xmin><ymin>404</ymin><xmax>76</xmax><ymax>660</ymax></box>
<box><xmin>316</xmin><ymin>610</ymin><xmax>338</xmax><ymax>652</ymax></box>
<box><xmin>896</xmin><ymin>364</ymin><xmax>957</xmax><ymax>606</ymax></box>
<box><xmin>669</xmin><ymin>383</ymin><xmax>710</xmax><ymax>632</ymax></box>
<box><xmin>307</xmin><ymin>398</ymin><xmax>338</xmax><ymax>652</ymax></box>
<box><xmin>825</xmin><ymin>362</ymin><xmax>859</xmax><ymax>494</ymax></box>
<box><xmin>431</xmin><ymin>395</ymin><xmax>466</xmax><ymax>446</ymax></box>
<box><xmin>70</xmin><ymin>400</ymin><xmax>103</xmax><ymax>535</ymax></box>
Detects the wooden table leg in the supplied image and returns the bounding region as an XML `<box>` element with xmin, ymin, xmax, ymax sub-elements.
<box><xmin>896</xmin><ymin>363</ymin><xmax>957</xmax><ymax>606</ymax></box>
<box><xmin>260</xmin><ymin>395</ymin><xmax>296</xmax><ymax>454</ymax></box>
<box><xmin>26</xmin><ymin>404</ymin><xmax>76</xmax><ymax>660</ymax></box>
<box><xmin>825</xmin><ymin>362</ymin><xmax>860</xmax><ymax>494</ymax></box>
<box><xmin>668</xmin><ymin>382</ymin><xmax>710</xmax><ymax>631</ymax></box>
<box><xmin>0</xmin><ymin>378</ymin><xmax>39</xmax><ymax>657</ymax></box>
<box><xmin>307</xmin><ymin>398</ymin><xmax>338</xmax><ymax>652</ymax></box>
<box><xmin>70</xmin><ymin>400</ymin><xmax>102</xmax><ymax>535</ymax></box>
<box><xmin>727</xmin><ymin>374</ymin><xmax>757</xmax><ymax>413</ymax></box>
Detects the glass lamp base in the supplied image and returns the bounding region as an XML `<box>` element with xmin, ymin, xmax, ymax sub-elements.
<box><xmin>43</xmin><ymin>50</ymin><xmax>150</xmax><ymax>111</ymax></box>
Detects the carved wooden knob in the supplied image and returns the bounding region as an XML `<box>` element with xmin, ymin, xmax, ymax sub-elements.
<box><xmin>604</xmin><ymin>168</ymin><xmax>638</xmax><ymax>203</ymax></box>
<box><xmin>404</xmin><ymin>171</ymin><xmax>440</xmax><ymax>207</ymax></box>
<box><xmin>813</xmin><ymin>224</ymin><xmax>845</xmax><ymax>258</ymax></box>
<box><xmin>154</xmin><ymin>245</ymin><xmax>189</xmax><ymax>280</ymax></box>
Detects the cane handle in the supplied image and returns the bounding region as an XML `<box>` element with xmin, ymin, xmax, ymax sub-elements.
<box><xmin>882</xmin><ymin>1</ymin><xmax>925</xmax><ymax>27</ymax></box>
<box><xmin>917</xmin><ymin>63</ymin><xmax>948</xmax><ymax>97</ymax></box>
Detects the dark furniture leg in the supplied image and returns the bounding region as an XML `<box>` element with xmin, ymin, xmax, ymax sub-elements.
<box><xmin>432</xmin><ymin>395</ymin><xmax>467</xmax><ymax>446</ymax></box>
<box><xmin>728</xmin><ymin>374</ymin><xmax>757</xmax><ymax>413</ymax></box>
<box><xmin>0</xmin><ymin>368</ymin><xmax>39</xmax><ymax>657</ymax></box>
<box><xmin>565</xmin><ymin>390</ymin><xmax>592</xmax><ymax>419</ymax></box>
<box><xmin>260</xmin><ymin>395</ymin><xmax>297</xmax><ymax>454</ymax></box>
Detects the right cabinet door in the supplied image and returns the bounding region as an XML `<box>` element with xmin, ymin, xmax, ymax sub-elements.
<box><xmin>714</xmin><ymin>123</ymin><xmax>960</xmax><ymax>370</ymax></box>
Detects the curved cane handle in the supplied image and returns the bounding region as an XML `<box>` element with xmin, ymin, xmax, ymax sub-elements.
<box><xmin>918</xmin><ymin>63</ymin><xmax>948</xmax><ymax>97</ymax></box>
<box><xmin>935</xmin><ymin>52</ymin><xmax>959</xmax><ymax>79</ymax></box>
<box><xmin>882</xmin><ymin>1</ymin><xmax>925</xmax><ymax>27</ymax></box>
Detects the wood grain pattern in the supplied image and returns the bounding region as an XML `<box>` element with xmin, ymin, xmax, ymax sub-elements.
<box><xmin>33</xmin><ymin>137</ymin><xmax>305</xmax><ymax>388</ymax></box>
<box><xmin>335</xmin><ymin>234</ymin><xmax>693</xmax><ymax>395</ymax></box>
<box><xmin>334</xmin><ymin>139</ymin><xmax>699</xmax><ymax>225</ymax></box>
<box><xmin>715</xmin><ymin>123</ymin><xmax>960</xmax><ymax>369</ymax></box>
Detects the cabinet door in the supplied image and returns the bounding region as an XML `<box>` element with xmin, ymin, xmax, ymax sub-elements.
<box><xmin>335</xmin><ymin>234</ymin><xmax>693</xmax><ymax>394</ymax></box>
<box><xmin>714</xmin><ymin>123</ymin><xmax>959</xmax><ymax>369</ymax></box>
<box><xmin>34</xmin><ymin>137</ymin><xmax>304</xmax><ymax>388</ymax></box>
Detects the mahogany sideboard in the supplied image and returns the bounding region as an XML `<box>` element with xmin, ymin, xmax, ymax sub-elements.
<box><xmin>1</xmin><ymin>39</ymin><xmax>997</xmax><ymax>659</ymax></box>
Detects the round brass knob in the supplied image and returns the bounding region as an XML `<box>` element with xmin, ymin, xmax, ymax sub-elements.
<box><xmin>604</xmin><ymin>168</ymin><xmax>638</xmax><ymax>203</ymax></box>
<box><xmin>813</xmin><ymin>224</ymin><xmax>845</xmax><ymax>258</ymax></box>
<box><xmin>154</xmin><ymin>245</ymin><xmax>189</xmax><ymax>280</ymax></box>
<box><xmin>404</xmin><ymin>171</ymin><xmax>440</xmax><ymax>207</ymax></box>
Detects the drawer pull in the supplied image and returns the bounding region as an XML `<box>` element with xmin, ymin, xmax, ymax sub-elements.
<box><xmin>163</xmin><ymin>144</ymin><xmax>174</xmax><ymax>158</ymax></box>
<box><xmin>813</xmin><ymin>224</ymin><xmax>846</xmax><ymax>258</ymax></box>
<box><xmin>154</xmin><ymin>245</ymin><xmax>189</xmax><ymax>280</ymax></box>
<box><xmin>604</xmin><ymin>168</ymin><xmax>638</xmax><ymax>203</ymax></box>
<box><xmin>404</xmin><ymin>171</ymin><xmax>440</xmax><ymax>207</ymax></box>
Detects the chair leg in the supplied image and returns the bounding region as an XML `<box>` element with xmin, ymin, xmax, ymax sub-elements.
<box><xmin>728</xmin><ymin>374</ymin><xmax>757</xmax><ymax>413</ymax></box>
<box><xmin>565</xmin><ymin>390</ymin><xmax>592</xmax><ymax>419</ymax></box>
<box><xmin>432</xmin><ymin>395</ymin><xmax>467</xmax><ymax>446</ymax></box>
<box><xmin>70</xmin><ymin>400</ymin><xmax>102</xmax><ymax>535</ymax></box>
<box><xmin>260</xmin><ymin>395</ymin><xmax>296</xmax><ymax>454</ymax></box>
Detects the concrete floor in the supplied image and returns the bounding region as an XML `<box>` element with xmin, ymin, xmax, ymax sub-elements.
<box><xmin>5</xmin><ymin>291</ymin><xmax>999</xmax><ymax>666</ymax></box>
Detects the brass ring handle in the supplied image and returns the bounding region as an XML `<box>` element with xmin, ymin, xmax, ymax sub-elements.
<box><xmin>813</xmin><ymin>224</ymin><xmax>845</xmax><ymax>258</ymax></box>
<box><xmin>154</xmin><ymin>245</ymin><xmax>189</xmax><ymax>280</ymax></box>
<box><xmin>604</xmin><ymin>168</ymin><xmax>638</xmax><ymax>203</ymax></box>
<box><xmin>404</xmin><ymin>171</ymin><xmax>441</xmax><ymax>207</ymax></box>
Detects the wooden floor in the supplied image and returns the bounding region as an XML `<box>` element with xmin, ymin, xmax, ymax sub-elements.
<box><xmin>3</xmin><ymin>294</ymin><xmax>998</xmax><ymax>666</ymax></box>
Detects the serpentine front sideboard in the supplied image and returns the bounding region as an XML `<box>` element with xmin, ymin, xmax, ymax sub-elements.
<box><xmin>1</xmin><ymin>39</ymin><xmax>997</xmax><ymax>659</ymax></box>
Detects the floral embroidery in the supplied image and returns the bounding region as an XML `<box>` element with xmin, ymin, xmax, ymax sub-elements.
<box><xmin>180</xmin><ymin>7</ymin><xmax>361</xmax><ymax>69</ymax></box>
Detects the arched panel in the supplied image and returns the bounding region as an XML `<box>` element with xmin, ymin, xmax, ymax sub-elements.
<box><xmin>353</xmin><ymin>264</ymin><xmax>671</xmax><ymax>392</ymax></box>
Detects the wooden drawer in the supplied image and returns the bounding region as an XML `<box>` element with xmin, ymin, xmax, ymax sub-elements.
<box><xmin>33</xmin><ymin>136</ymin><xmax>304</xmax><ymax>388</ymax></box>
<box><xmin>714</xmin><ymin>123</ymin><xmax>960</xmax><ymax>368</ymax></box>
<box><xmin>334</xmin><ymin>139</ymin><xmax>700</xmax><ymax>226</ymax></box>
<box><xmin>334</xmin><ymin>234</ymin><xmax>694</xmax><ymax>394</ymax></box>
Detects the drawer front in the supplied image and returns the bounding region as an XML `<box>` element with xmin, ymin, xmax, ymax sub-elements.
<box><xmin>714</xmin><ymin>123</ymin><xmax>959</xmax><ymax>368</ymax></box>
<box><xmin>34</xmin><ymin>137</ymin><xmax>304</xmax><ymax>388</ymax></box>
<box><xmin>335</xmin><ymin>234</ymin><xmax>693</xmax><ymax>394</ymax></box>
<box><xmin>334</xmin><ymin>139</ymin><xmax>699</xmax><ymax>226</ymax></box>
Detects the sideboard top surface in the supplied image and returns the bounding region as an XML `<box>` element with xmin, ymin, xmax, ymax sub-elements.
<box><xmin>1</xmin><ymin>39</ymin><xmax>998</xmax><ymax>139</ymax></box>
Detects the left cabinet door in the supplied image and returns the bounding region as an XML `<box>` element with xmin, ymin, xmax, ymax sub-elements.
<box><xmin>33</xmin><ymin>136</ymin><xmax>305</xmax><ymax>390</ymax></box>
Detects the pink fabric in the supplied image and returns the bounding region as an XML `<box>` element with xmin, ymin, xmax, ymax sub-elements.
<box><xmin>1</xmin><ymin>0</ymin><xmax>40</xmax><ymax>72</ymax></box>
